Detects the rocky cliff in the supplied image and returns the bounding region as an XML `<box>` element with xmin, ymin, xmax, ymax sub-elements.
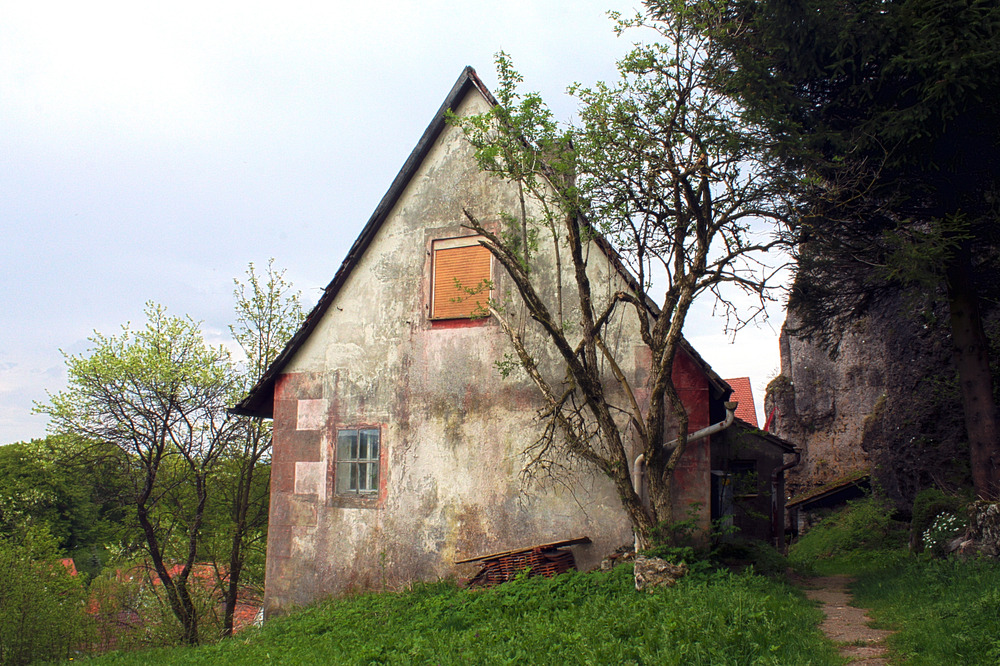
<box><xmin>765</xmin><ymin>291</ymin><xmax>977</xmax><ymax>507</ymax></box>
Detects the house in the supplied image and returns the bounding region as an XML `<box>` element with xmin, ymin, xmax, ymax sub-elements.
<box><xmin>234</xmin><ymin>67</ymin><xmax>797</xmax><ymax>616</ymax></box>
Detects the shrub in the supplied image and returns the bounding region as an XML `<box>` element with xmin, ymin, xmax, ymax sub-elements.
<box><xmin>922</xmin><ymin>512</ymin><xmax>966</xmax><ymax>556</ymax></box>
<box><xmin>910</xmin><ymin>488</ymin><xmax>967</xmax><ymax>553</ymax></box>
<box><xmin>789</xmin><ymin>496</ymin><xmax>907</xmax><ymax>571</ymax></box>
<box><xmin>0</xmin><ymin>530</ymin><xmax>90</xmax><ymax>665</ymax></box>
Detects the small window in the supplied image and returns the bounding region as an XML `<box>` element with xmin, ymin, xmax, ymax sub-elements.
<box><xmin>431</xmin><ymin>237</ymin><xmax>492</xmax><ymax>319</ymax></box>
<box><xmin>335</xmin><ymin>428</ymin><xmax>380</xmax><ymax>497</ymax></box>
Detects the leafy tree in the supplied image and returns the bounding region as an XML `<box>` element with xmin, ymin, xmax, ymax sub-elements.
<box><xmin>450</xmin><ymin>9</ymin><xmax>790</xmax><ymax>547</ymax></box>
<box><xmin>0</xmin><ymin>436</ymin><xmax>125</xmax><ymax>578</ymax></box>
<box><xmin>690</xmin><ymin>0</ymin><xmax>1000</xmax><ymax>497</ymax></box>
<box><xmin>0</xmin><ymin>527</ymin><xmax>90</xmax><ymax>665</ymax></box>
<box><xmin>213</xmin><ymin>260</ymin><xmax>302</xmax><ymax>636</ymax></box>
<box><xmin>39</xmin><ymin>303</ymin><xmax>239</xmax><ymax>645</ymax></box>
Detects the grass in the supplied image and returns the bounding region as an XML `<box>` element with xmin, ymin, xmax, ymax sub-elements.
<box><xmin>75</xmin><ymin>496</ymin><xmax>1000</xmax><ymax>665</ymax></box>
<box><xmin>789</xmin><ymin>495</ymin><xmax>1000</xmax><ymax>665</ymax></box>
<box><xmin>80</xmin><ymin>564</ymin><xmax>840</xmax><ymax>666</ymax></box>
<box><xmin>852</xmin><ymin>556</ymin><xmax>1000</xmax><ymax>665</ymax></box>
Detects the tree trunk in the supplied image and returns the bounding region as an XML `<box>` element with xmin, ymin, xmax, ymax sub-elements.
<box><xmin>137</xmin><ymin>505</ymin><xmax>199</xmax><ymax>645</ymax></box>
<box><xmin>946</xmin><ymin>246</ymin><xmax>1000</xmax><ymax>499</ymax></box>
<box><xmin>222</xmin><ymin>463</ymin><xmax>254</xmax><ymax>637</ymax></box>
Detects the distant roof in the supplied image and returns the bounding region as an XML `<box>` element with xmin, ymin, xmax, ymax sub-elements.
<box><xmin>725</xmin><ymin>377</ymin><xmax>757</xmax><ymax>427</ymax></box>
<box><xmin>233</xmin><ymin>66</ymin><xmax>730</xmax><ymax>418</ymax></box>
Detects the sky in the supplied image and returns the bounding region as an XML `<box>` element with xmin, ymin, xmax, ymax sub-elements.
<box><xmin>0</xmin><ymin>0</ymin><xmax>787</xmax><ymax>444</ymax></box>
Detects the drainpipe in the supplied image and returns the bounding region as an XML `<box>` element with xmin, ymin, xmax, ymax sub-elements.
<box><xmin>632</xmin><ymin>401</ymin><xmax>740</xmax><ymax>550</ymax></box>
<box><xmin>771</xmin><ymin>448</ymin><xmax>801</xmax><ymax>552</ymax></box>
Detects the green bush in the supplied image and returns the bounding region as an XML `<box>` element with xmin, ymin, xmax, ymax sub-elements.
<box><xmin>789</xmin><ymin>496</ymin><xmax>907</xmax><ymax>572</ymax></box>
<box><xmin>910</xmin><ymin>488</ymin><xmax>967</xmax><ymax>553</ymax></box>
<box><xmin>0</xmin><ymin>530</ymin><xmax>90</xmax><ymax>665</ymax></box>
<box><xmin>921</xmin><ymin>512</ymin><xmax>966</xmax><ymax>556</ymax></box>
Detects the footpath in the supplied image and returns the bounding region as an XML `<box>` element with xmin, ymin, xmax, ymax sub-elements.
<box><xmin>799</xmin><ymin>575</ymin><xmax>894</xmax><ymax>665</ymax></box>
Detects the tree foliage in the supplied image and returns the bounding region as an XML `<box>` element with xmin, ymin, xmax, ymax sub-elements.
<box><xmin>0</xmin><ymin>436</ymin><xmax>124</xmax><ymax>579</ymax></box>
<box><xmin>0</xmin><ymin>529</ymin><xmax>90</xmax><ymax>666</ymax></box>
<box><xmin>690</xmin><ymin>0</ymin><xmax>1000</xmax><ymax>497</ymax></box>
<box><xmin>451</xmin><ymin>8</ymin><xmax>791</xmax><ymax>546</ymax></box>
<box><xmin>40</xmin><ymin>303</ymin><xmax>239</xmax><ymax>644</ymax></box>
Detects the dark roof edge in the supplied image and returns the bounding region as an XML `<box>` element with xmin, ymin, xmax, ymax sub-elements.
<box><xmin>731</xmin><ymin>419</ymin><xmax>798</xmax><ymax>452</ymax></box>
<box><xmin>232</xmin><ymin>67</ymin><xmax>491</xmax><ymax>417</ymax></box>
<box><xmin>787</xmin><ymin>472</ymin><xmax>871</xmax><ymax>509</ymax></box>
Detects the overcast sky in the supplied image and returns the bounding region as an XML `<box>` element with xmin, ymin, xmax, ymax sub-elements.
<box><xmin>0</xmin><ymin>0</ymin><xmax>786</xmax><ymax>444</ymax></box>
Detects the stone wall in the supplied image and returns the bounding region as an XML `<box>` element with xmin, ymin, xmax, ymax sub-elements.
<box><xmin>764</xmin><ymin>313</ymin><xmax>885</xmax><ymax>496</ymax></box>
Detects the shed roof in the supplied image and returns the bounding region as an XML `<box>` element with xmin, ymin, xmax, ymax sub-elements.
<box><xmin>730</xmin><ymin>419</ymin><xmax>798</xmax><ymax>453</ymax></box>
<box><xmin>233</xmin><ymin>66</ymin><xmax>729</xmax><ymax>417</ymax></box>
<box><xmin>787</xmin><ymin>472</ymin><xmax>871</xmax><ymax>510</ymax></box>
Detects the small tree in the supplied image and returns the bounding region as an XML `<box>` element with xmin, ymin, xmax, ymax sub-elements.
<box><xmin>213</xmin><ymin>260</ymin><xmax>302</xmax><ymax>636</ymax></box>
<box><xmin>452</xmin><ymin>8</ymin><xmax>790</xmax><ymax>547</ymax></box>
<box><xmin>40</xmin><ymin>303</ymin><xmax>239</xmax><ymax>645</ymax></box>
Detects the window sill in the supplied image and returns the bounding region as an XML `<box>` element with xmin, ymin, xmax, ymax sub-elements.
<box><xmin>330</xmin><ymin>494</ymin><xmax>383</xmax><ymax>509</ymax></box>
<box><xmin>428</xmin><ymin>316</ymin><xmax>491</xmax><ymax>329</ymax></box>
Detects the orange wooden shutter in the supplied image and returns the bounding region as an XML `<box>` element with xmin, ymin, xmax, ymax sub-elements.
<box><xmin>432</xmin><ymin>243</ymin><xmax>492</xmax><ymax>319</ymax></box>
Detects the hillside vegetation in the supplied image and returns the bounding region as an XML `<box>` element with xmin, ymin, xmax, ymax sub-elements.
<box><xmin>83</xmin><ymin>563</ymin><xmax>839</xmax><ymax>666</ymax></box>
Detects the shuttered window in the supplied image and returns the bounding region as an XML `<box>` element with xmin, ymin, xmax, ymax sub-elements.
<box><xmin>431</xmin><ymin>237</ymin><xmax>492</xmax><ymax>320</ymax></box>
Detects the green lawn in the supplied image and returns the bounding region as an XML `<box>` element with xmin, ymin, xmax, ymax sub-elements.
<box><xmin>82</xmin><ymin>564</ymin><xmax>840</xmax><ymax>666</ymax></box>
<box><xmin>788</xmin><ymin>496</ymin><xmax>1000</xmax><ymax>666</ymax></box>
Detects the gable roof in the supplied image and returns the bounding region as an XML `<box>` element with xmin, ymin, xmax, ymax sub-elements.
<box><xmin>233</xmin><ymin>66</ymin><xmax>729</xmax><ymax>417</ymax></box>
<box><xmin>725</xmin><ymin>377</ymin><xmax>758</xmax><ymax>427</ymax></box>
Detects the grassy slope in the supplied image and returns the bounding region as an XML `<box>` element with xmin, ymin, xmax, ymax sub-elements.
<box><xmin>84</xmin><ymin>564</ymin><xmax>840</xmax><ymax>666</ymax></box>
<box><xmin>852</xmin><ymin>556</ymin><xmax>1000</xmax><ymax>665</ymax></box>
<box><xmin>789</xmin><ymin>497</ymin><xmax>1000</xmax><ymax>666</ymax></box>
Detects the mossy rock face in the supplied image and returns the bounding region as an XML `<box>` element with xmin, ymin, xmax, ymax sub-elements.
<box><xmin>766</xmin><ymin>374</ymin><xmax>793</xmax><ymax>398</ymax></box>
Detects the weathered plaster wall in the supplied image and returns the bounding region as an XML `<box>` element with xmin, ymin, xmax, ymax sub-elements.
<box><xmin>264</xmin><ymin>90</ymin><xmax>647</xmax><ymax>615</ymax></box>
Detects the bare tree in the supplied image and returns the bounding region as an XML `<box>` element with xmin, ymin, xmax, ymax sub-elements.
<box><xmin>452</xmin><ymin>8</ymin><xmax>791</xmax><ymax>547</ymax></box>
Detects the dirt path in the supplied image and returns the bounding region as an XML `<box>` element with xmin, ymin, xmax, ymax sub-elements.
<box><xmin>799</xmin><ymin>575</ymin><xmax>894</xmax><ymax>665</ymax></box>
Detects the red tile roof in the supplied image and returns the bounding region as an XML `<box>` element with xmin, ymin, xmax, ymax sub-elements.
<box><xmin>725</xmin><ymin>377</ymin><xmax>758</xmax><ymax>427</ymax></box>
